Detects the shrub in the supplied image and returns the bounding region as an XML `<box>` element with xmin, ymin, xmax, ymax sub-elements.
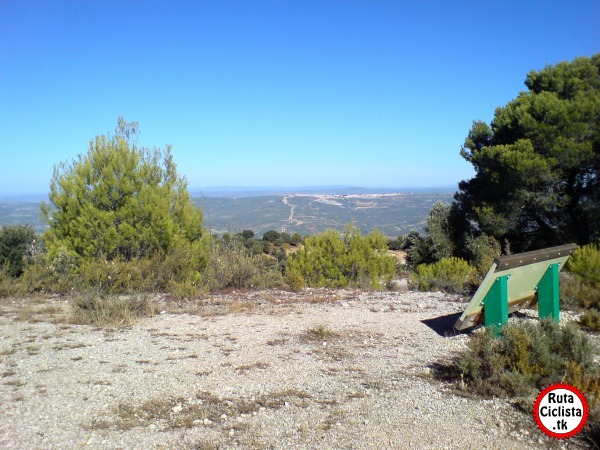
<box><xmin>70</xmin><ymin>293</ymin><xmax>153</xmax><ymax>327</ymax></box>
<box><xmin>387</xmin><ymin>236</ymin><xmax>405</xmax><ymax>251</ymax></box>
<box><xmin>425</xmin><ymin>202</ymin><xmax>455</xmax><ymax>260</ymax></box>
<box><xmin>287</xmin><ymin>225</ymin><xmax>395</xmax><ymax>289</ymax></box>
<box><xmin>0</xmin><ymin>225</ymin><xmax>37</xmax><ymax>277</ymax></box>
<box><xmin>567</xmin><ymin>244</ymin><xmax>600</xmax><ymax>287</ymax></box>
<box><xmin>20</xmin><ymin>249</ymin><xmax>79</xmax><ymax>294</ymax></box>
<box><xmin>411</xmin><ymin>257</ymin><xmax>475</xmax><ymax>293</ymax></box>
<box><xmin>285</xmin><ymin>269</ymin><xmax>305</xmax><ymax>291</ymax></box>
<box><xmin>464</xmin><ymin>233</ymin><xmax>501</xmax><ymax>275</ymax></box>
<box><xmin>262</xmin><ymin>230</ymin><xmax>281</xmax><ymax>243</ymax></box>
<box><xmin>458</xmin><ymin>320</ymin><xmax>597</xmax><ymax>398</ymax></box>
<box><xmin>20</xmin><ymin>237</ymin><xmax>208</xmax><ymax>297</ymax></box>
<box><xmin>561</xmin><ymin>247</ymin><xmax>600</xmax><ymax>310</ymax></box>
<box><xmin>580</xmin><ymin>309</ymin><xmax>600</xmax><ymax>332</ymax></box>
<box><xmin>403</xmin><ymin>231</ymin><xmax>436</xmax><ymax>271</ymax></box>
<box><xmin>202</xmin><ymin>237</ymin><xmax>283</xmax><ymax>291</ymax></box>
<box><xmin>447</xmin><ymin>319</ymin><xmax>600</xmax><ymax>445</ymax></box>
<box><xmin>0</xmin><ymin>265</ymin><xmax>23</xmax><ymax>297</ymax></box>
<box><xmin>560</xmin><ymin>272</ymin><xmax>582</xmax><ymax>306</ymax></box>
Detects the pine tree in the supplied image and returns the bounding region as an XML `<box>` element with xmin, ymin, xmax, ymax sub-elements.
<box><xmin>42</xmin><ymin>118</ymin><xmax>204</xmax><ymax>263</ymax></box>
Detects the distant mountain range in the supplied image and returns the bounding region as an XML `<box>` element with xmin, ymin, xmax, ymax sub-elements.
<box><xmin>190</xmin><ymin>185</ymin><xmax>456</xmax><ymax>198</ymax></box>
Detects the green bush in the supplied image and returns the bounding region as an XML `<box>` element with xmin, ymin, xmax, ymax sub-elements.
<box><xmin>458</xmin><ymin>320</ymin><xmax>596</xmax><ymax>398</ymax></box>
<box><xmin>0</xmin><ymin>224</ymin><xmax>37</xmax><ymax>277</ymax></box>
<box><xmin>287</xmin><ymin>225</ymin><xmax>395</xmax><ymax>289</ymax></box>
<box><xmin>285</xmin><ymin>269</ymin><xmax>306</xmax><ymax>291</ymax></box>
<box><xmin>567</xmin><ymin>244</ymin><xmax>600</xmax><ymax>287</ymax></box>
<box><xmin>411</xmin><ymin>257</ymin><xmax>475</xmax><ymax>293</ymax></box>
<box><xmin>403</xmin><ymin>231</ymin><xmax>436</xmax><ymax>271</ymax></box>
<box><xmin>449</xmin><ymin>319</ymin><xmax>600</xmax><ymax>445</ymax></box>
<box><xmin>580</xmin><ymin>309</ymin><xmax>600</xmax><ymax>332</ymax></box>
<box><xmin>464</xmin><ymin>233</ymin><xmax>500</xmax><ymax>275</ymax></box>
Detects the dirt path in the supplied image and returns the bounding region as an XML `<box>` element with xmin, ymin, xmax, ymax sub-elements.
<box><xmin>282</xmin><ymin>195</ymin><xmax>303</xmax><ymax>228</ymax></box>
<box><xmin>0</xmin><ymin>289</ymin><xmax>586</xmax><ymax>449</ymax></box>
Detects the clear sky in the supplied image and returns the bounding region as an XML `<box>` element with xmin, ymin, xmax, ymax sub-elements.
<box><xmin>1</xmin><ymin>0</ymin><xmax>598</xmax><ymax>197</ymax></box>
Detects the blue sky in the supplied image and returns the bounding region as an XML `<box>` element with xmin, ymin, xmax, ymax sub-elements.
<box><xmin>1</xmin><ymin>0</ymin><xmax>598</xmax><ymax>197</ymax></box>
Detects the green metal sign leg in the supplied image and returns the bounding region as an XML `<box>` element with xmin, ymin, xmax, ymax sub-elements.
<box><xmin>538</xmin><ymin>263</ymin><xmax>560</xmax><ymax>322</ymax></box>
<box><xmin>483</xmin><ymin>275</ymin><xmax>509</xmax><ymax>335</ymax></box>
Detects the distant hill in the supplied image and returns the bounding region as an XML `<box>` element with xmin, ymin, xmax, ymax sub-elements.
<box><xmin>0</xmin><ymin>189</ymin><xmax>455</xmax><ymax>237</ymax></box>
<box><xmin>196</xmin><ymin>192</ymin><xmax>454</xmax><ymax>237</ymax></box>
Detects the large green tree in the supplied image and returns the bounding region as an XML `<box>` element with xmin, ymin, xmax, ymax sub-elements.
<box><xmin>42</xmin><ymin>118</ymin><xmax>204</xmax><ymax>262</ymax></box>
<box><xmin>456</xmin><ymin>54</ymin><xmax>600</xmax><ymax>252</ymax></box>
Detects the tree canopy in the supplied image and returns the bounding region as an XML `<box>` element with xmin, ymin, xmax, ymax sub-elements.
<box><xmin>455</xmin><ymin>54</ymin><xmax>600</xmax><ymax>252</ymax></box>
<box><xmin>42</xmin><ymin>118</ymin><xmax>204</xmax><ymax>262</ymax></box>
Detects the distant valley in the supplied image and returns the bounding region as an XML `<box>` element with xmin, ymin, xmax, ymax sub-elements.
<box><xmin>1</xmin><ymin>190</ymin><xmax>455</xmax><ymax>237</ymax></box>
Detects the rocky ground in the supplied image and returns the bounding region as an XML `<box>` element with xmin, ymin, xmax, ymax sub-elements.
<box><xmin>0</xmin><ymin>289</ymin><xmax>593</xmax><ymax>449</ymax></box>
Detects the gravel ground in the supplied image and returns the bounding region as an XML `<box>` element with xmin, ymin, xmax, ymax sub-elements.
<box><xmin>0</xmin><ymin>289</ymin><xmax>592</xmax><ymax>449</ymax></box>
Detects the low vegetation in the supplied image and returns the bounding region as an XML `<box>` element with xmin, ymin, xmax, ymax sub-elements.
<box><xmin>287</xmin><ymin>225</ymin><xmax>396</xmax><ymax>289</ymax></box>
<box><xmin>70</xmin><ymin>293</ymin><xmax>154</xmax><ymax>327</ymax></box>
<box><xmin>411</xmin><ymin>257</ymin><xmax>475</xmax><ymax>293</ymax></box>
<box><xmin>202</xmin><ymin>236</ymin><xmax>284</xmax><ymax>291</ymax></box>
<box><xmin>438</xmin><ymin>319</ymin><xmax>600</xmax><ymax>445</ymax></box>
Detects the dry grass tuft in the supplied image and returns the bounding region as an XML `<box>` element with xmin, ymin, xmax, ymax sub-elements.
<box><xmin>302</xmin><ymin>324</ymin><xmax>340</xmax><ymax>342</ymax></box>
<box><xmin>235</xmin><ymin>361</ymin><xmax>270</xmax><ymax>372</ymax></box>
<box><xmin>109</xmin><ymin>389</ymin><xmax>313</xmax><ymax>431</ymax></box>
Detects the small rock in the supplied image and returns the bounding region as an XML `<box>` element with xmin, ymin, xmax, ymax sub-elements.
<box><xmin>203</xmin><ymin>418</ymin><xmax>212</xmax><ymax>425</ymax></box>
<box><xmin>160</xmin><ymin>311</ymin><xmax>166</xmax><ymax>315</ymax></box>
<box><xmin>171</xmin><ymin>405</ymin><xmax>183</xmax><ymax>413</ymax></box>
<box><xmin>220</xmin><ymin>414</ymin><xmax>228</xmax><ymax>421</ymax></box>
<box><xmin>229</xmin><ymin>429</ymin><xmax>235</xmax><ymax>437</ymax></box>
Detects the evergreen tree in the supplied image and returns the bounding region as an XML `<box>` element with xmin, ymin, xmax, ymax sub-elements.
<box><xmin>456</xmin><ymin>54</ymin><xmax>600</xmax><ymax>251</ymax></box>
<box><xmin>42</xmin><ymin>118</ymin><xmax>204</xmax><ymax>262</ymax></box>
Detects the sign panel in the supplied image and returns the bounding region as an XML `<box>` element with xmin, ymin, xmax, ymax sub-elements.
<box><xmin>454</xmin><ymin>243</ymin><xmax>578</xmax><ymax>331</ymax></box>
